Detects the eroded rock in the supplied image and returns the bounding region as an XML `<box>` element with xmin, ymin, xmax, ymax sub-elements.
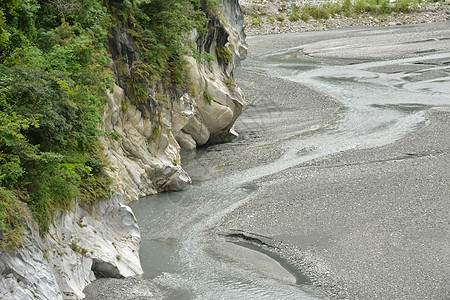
<box><xmin>0</xmin><ymin>194</ymin><xmax>142</xmax><ymax>300</ymax></box>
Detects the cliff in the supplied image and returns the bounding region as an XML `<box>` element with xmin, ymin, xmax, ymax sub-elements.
<box><xmin>0</xmin><ymin>0</ymin><xmax>246</xmax><ymax>299</ymax></box>
<box><xmin>103</xmin><ymin>0</ymin><xmax>247</xmax><ymax>202</ymax></box>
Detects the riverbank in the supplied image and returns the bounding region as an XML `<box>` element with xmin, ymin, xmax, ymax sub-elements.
<box><xmin>213</xmin><ymin>22</ymin><xmax>450</xmax><ymax>299</ymax></box>
<box><xmin>240</xmin><ymin>0</ymin><xmax>450</xmax><ymax>35</ymax></box>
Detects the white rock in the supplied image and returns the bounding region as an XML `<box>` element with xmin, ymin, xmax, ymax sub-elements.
<box><xmin>0</xmin><ymin>194</ymin><xmax>142</xmax><ymax>300</ymax></box>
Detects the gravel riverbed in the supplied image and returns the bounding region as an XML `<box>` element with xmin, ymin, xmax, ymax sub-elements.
<box><xmin>214</xmin><ymin>22</ymin><xmax>450</xmax><ymax>299</ymax></box>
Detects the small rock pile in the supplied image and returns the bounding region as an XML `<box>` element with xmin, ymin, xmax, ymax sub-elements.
<box><xmin>240</xmin><ymin>0</ymin><xmax>450</xmax><ymax>35</ymax></box>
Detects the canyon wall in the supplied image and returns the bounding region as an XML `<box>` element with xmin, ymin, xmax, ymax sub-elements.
<box><xmin>0</xmin><ymin>1</ymin><xmax>246</xmax><ymax>299</ymax></box>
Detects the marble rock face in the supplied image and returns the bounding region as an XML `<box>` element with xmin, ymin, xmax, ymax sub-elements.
<box><xmin>0</xmin><ymin>194</ymin><xmax>142</xmax><ymax>300</ymax></box>
<box><xmin>103</xmin><ymin>0</ymin><xmax>247</xmax><ymax>203</ymax></box>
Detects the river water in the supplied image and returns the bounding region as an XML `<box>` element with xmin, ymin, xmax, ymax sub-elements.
<box><xmin>129</xmin><ymin>42</ymin><xmax>450</xmax><ymax>299</ymax></box>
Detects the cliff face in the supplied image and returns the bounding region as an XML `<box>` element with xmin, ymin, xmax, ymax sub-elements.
<box><xmin>0</xmin><ymin>194</ymin><xmax>142</xmax><ymax>299</ymax></box>
<box><xmin>0</xmin><ymin>1</ymin><xmax>246</xmax><ymax>299</ymax></box>
<box><xmin>103</xmin><ymin>0</ymin><xmax>247</xmax><ymax>202</ymax></box>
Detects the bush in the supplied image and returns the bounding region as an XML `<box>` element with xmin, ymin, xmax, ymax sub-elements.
<box><xmin>288</xmin><ymin>5</ymin><xmax>301</xmax><ymax>22</ymax></box>
<box><xmin>309</xmin><ymin>5</ymin><xmax>330</xmax><ymax>20</ymax></box>
<box><xmin>0</xmin><ymin>0</ymin><xmax>113</xmax><ymax>246</ymax></box>
<box><xmin>122</xmin><ymin>0</ymin><xmax>208</xmax><ymax>90</ymax></box>
<box><xmin>0</xmin><ymin>0</ymin><xmax>214</xmax><ymax>251</ymax></box>
<box><xmin>276</xmin><ymin>14</ymin><xmax>285</xmax><ymax>22</ymax></box>
<box><xmin>216</xmin><ymin>45</ymin><xmax>233</xmax><ymax>65</ymax></box>
<box><xmin>0</xmin><ymin>188</ymin><xmax>28</xmax><ymax>252</ymax></box>
<box><xmin>300</xmin><ymin>6</ymin><xmax>310</xmax><ymax>22</ymax></box>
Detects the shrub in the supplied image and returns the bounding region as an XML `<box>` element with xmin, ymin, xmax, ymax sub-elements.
<box><xmin>309</xmin><ymin>5</ymin><xmax>330</xmax><ymax>20</ymax></box>
<box><xmin>216</xmin><ymin>45</ymin><xmax>233</xmax><ymax>65</ymax></box>
<box><xmin>0</xmin><ymin>188</ymin><xmax>28</xmax><ymax>252</ymax></box>
<box><xmin>288</xmin><ymin>5</ymin><xmax>301</xmax><ymax>22</ymax></box>
<box><xmin>300</xmin><ymin>6</ymin><xmax>310</xmax><ymax>22</ymax></box>
<box><xmin>276</xmin><ymin>14</ymin><xmax>285</xmax><ymax>22</ymax></box>
<box><xmin>0</xmin><ymin>0</ymin><xmax>112</xmax><ymax>245</ymax></box>
<box><xmin>342</xmin><ymin>0</ymin><xmax>353</xmax><ymax>16</ymax></box>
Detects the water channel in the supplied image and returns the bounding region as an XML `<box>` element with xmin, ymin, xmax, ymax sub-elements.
<box><xmin>130</xmin><ymin>40</ymin><xmax>450</xmax><ymax>299</ymax></box>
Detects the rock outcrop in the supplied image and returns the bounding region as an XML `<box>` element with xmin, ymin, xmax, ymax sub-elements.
<box><xmin>0</xmin><ymin>194</ymin><xmax>142</xmax><ymax>299</ymax></box>
<box><xmin>0</xmin><ymin>1</ymin><xmax>246</xmax><ymax>299</ymax></box>
<box><xmin>103</xmin><ymin>0</ymin><xmax>246</xmax><ymax>202</ymax></box>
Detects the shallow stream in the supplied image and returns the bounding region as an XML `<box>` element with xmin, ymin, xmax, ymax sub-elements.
<box><xmin>130</xmin><ymin>45</ymin><xmax>450</xmax><ymax>299</ymax></box>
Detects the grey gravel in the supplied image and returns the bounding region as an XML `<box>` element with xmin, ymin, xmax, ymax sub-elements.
<box><xmin>215</xmin><ymin>22</ymin><xmax>450</xmax><ymax>299</ymax></box>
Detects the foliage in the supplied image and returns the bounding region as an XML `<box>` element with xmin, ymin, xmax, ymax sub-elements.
<box><xmin>0</xmin><ymin>0</ymin><xmax>113</xmax><ymax>248</ymax></box>
<box><xmin>0</xmin><ymin>188</ymin><xmax>28</xmax><ymax>251</ymax></box>
<box><xmin>223</xmin><ymin>74</ymin><xmax>233</xmax><ymax>87</ymax></box>
<box><xmin>216</xmin><ymin>46</ymin><xmax>233</xmax><ymax>65</ymax></box>
<box><xmin>205</xmin><ymin>0</ymin><xmax>220</xmax><ymax>15</ymax></box>
<box><xmin>276</xmin><ymin>14</ymin><xmax>285</xmax><ymax>22</ymax></box>
<box><xmin>294</xmin><ymin>0</ymin><xmax>423</xmax><ymax>21</ymax></box>
<box><xmin>288</xmin><ymin>5</ymin><xmax>301</xmax><ymax>22</ymax></box>
<box><xmin>113</xmin><ymin>0</ymin><xmax>208</xmax><ymax>99</ymax></box>
<box><xmin>203</xmin><ymin>91</ymin><xmax>213</xmax><ymax>105</ymax></box>
<box><xmin>300</xmin><ymin>6</ymin><xmax>310</xmax><ymax>22</ymax></box>
<box><xmin>0</xmin><ymin>0</ymin><xmax>214</xmax><ymax>251</ymax></box>
<box><xmin>192</xmin><ymin>47</ymin><xmax>214</xmax><ymax>63</ymax></box>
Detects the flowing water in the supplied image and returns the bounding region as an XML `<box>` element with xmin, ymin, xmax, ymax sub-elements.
<box><xmin>130</xmin><ymin>45</ymin><xmax>450</xmax><ymax>299</ymax></box>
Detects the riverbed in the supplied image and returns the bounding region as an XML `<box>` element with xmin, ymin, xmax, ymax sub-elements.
<box><xmin>85</xmin><ymin>22</ymin><xmax>450</xmax><ymax>299</ymax></box>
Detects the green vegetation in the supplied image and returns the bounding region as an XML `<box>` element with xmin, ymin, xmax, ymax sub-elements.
<box><xmin>112</xmin><ymin>0</ymin><xmax>209</xmax><ymax>97</ymax></box>
<box><xmin>215</xmin><ymin>46</ymin><xmax>233</xmax><ymax>65</ymax></box>
<box><xmin>0</xmin><ymin>0</ymin><xmax>214</xmax><ymax>251</ymax></box>
<box><xmin>203</xmin><ymin>91</ymin><xmax>213</xmax><ymax>105</ymax></box>
<box><xmin>298</xmin><ymin>0</ymin><xmax>426</xmax><ymax>21</ymax></box>
<box><xmin>70</xmin><ymin>241</ymin><xmax>88</xmax><ymax>256</ymax></box>
<box><xmin>247</xmin><ymin>0</ymin><xmax>433</xmax><ymax>26</ymax></box>
<box><xmin>0</xmin><ymin>0</ymin><xmax>113</xmax><ymax>248</ymax></box>
<box><xmin>288</xmin><ymin>5</ymin><xmax>301</xmax><ymax>22</ymax></box>
<box><xmin>276</xmin><ymin>14</ymin><xmax>285</xmax><ymax>22</ymax></box>
<box><xmin>300</xmin><ymin>6</ymin><xmax>310</xmax><ymax>22</ymax></box>
<box><xmin>223</xmin><ymin>74</ymin><xmax>233</xmax><ymax>87</ymax></box>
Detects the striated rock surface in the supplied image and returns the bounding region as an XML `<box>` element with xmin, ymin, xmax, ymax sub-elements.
<box><xmin>0</xmin><ymin>194</ymin><xmax>142</xmax><ymax>299</ymax></box>
<box><xmin>103</xmin><ymin>0</ymin><xmax>247</xmax><ymax>202</ymax></box>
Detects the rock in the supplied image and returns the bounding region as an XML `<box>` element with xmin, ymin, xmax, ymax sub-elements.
<box><xmin>0</xmin><ymin>194</ymin><xmax>142</xmax><ymax>300</ymax></box>
<box><xmin>103</xmin><ymin>0</ymin><xmax>247</xmax><ymax>201</ymax></box>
